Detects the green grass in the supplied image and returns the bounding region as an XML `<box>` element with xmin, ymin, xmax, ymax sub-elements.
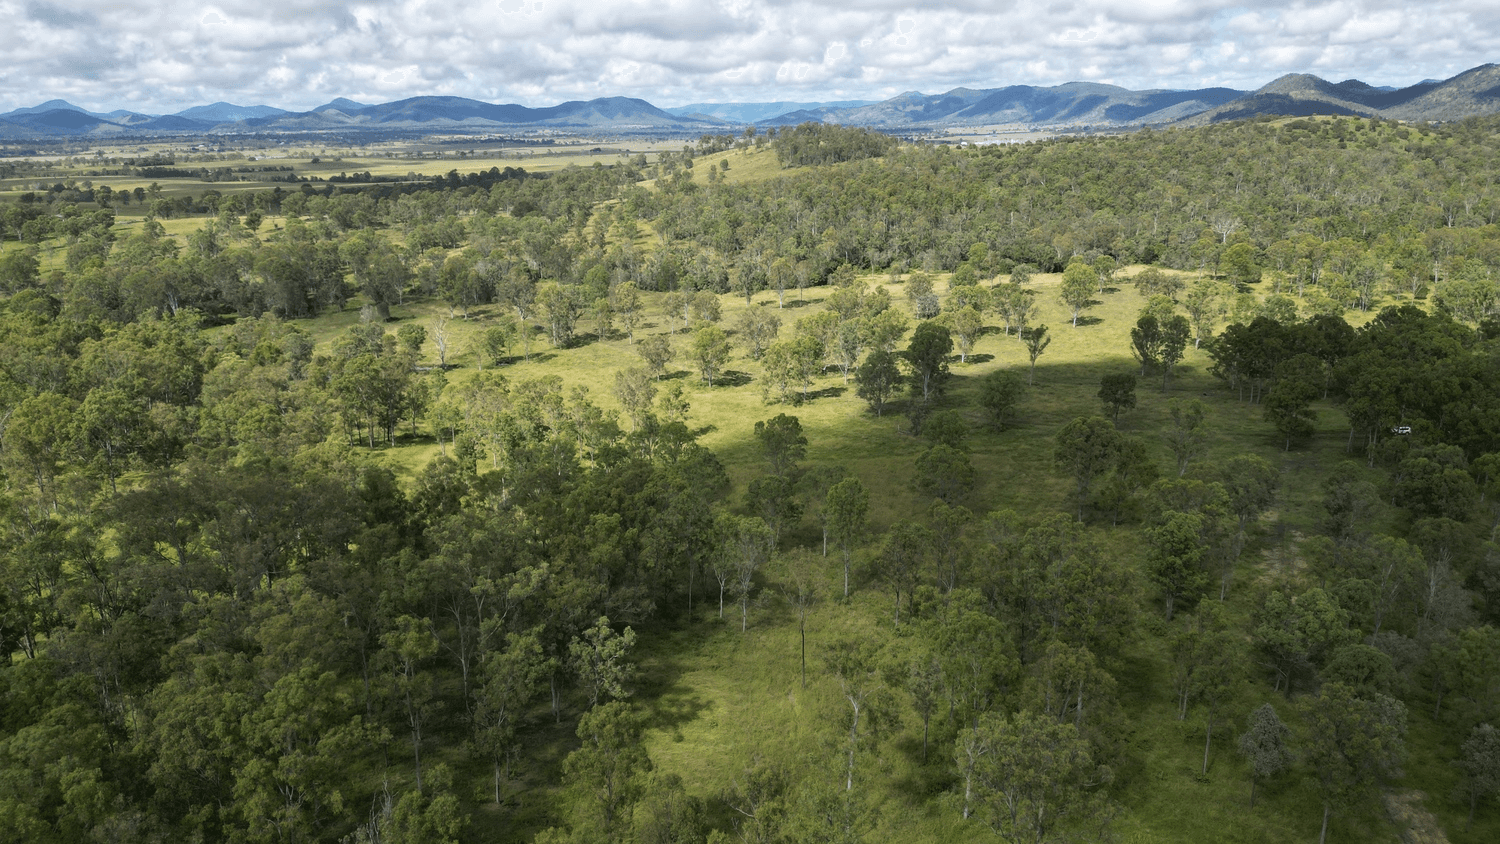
<box><xmin>0</xmin><ymin>140</ymin><xmax>682</xmax><ymax>210</ymax></box>
<box><xmin>690</xmin><ymin>145</ymin><xmax>785</xmax><ymax>186</ymax></box>
<box><xmin>12</xmin><ymin>127</ymin><xmax>1474</xmax><ymax>839</ymax></box>
<box><xmin>236</xmin><ymin>261</ymin><xmax>1442</xmax><ymax>842</ymax></box>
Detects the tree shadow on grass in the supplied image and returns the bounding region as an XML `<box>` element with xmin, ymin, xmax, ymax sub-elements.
<box><xmin>712</xmin><ymin>370</ymin><xmax>754</xmax><ymax>388</ymax></box>
<box><xmin>663</xmin><ymin>369</ymin><xmax>694</xmax><ymax>381</ymax></box>
<box><xmin>631</xmin><ymin>621</ymin><xmax>715</xmax><ymax>739</ymax></box>
<box><xmin>641</xmin><ymin>675</ymin><xmax>713</xmax><ymax>740</ymax></box>
<box><xmin>424</xmin><ymin>306</ymin><xmax>491</xmax><ymax>321</ymax></box>
<box><xmin>804</xmin><ymin>386</ymin><xmax>847</xmax><ymax>401</ymax></box>
<box><xmin>888</xmin><ymin>734</ymin><xmax>960</xmax><ymax>801</ymax></box>
<box><xmin>957</xmin><ymin>353</ymin><xmax>995</xmax><ymax>365</ymax></box>
<box><xmin>1075</xmin><ymin>315</ymin><xmax>1105</xmax><ymax>327</ymax></box>
<box><xmin>1106</xmin><ymin>649</ymin><xmax>1159</xmax><ymax>791</ymax></box>
<box><xmin>781</xmin><ymin>299</ymin><xmax>817</xmax><ymax>309</ymax></box>
<box><xmin>506</xmin><ymin>352</ymin><xmax>557</xmax><ymax>365</ymax></box>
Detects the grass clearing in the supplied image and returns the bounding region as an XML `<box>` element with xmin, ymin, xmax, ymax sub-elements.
<box><xmin>285</xmin><ymin>266</ymin><xmax>1424</xmax><ymax>842</ymax></box>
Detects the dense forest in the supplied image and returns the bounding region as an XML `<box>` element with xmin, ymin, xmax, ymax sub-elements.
<box><xmin>1</xmin><ymin>114</ymin><xmax>1499</xmax><ymax>843</ymax></box>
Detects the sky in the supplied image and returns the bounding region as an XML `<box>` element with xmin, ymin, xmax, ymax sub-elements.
<box><xmin>1</xmin><ymin>0</ymin><xmax>1497</xmax><ymax>114</ymax></box>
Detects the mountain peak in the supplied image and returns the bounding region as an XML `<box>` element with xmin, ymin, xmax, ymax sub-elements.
<box><xmin>1256</xmin><ymin>73</ymin><xmax>1328</xmax><ymax>94</ymax></box>
<box><xmin>3</xmin><ymin>98</ymin><xmax>90</xmax><ymax>117</ymax></box>
<box><xmin>175</xmin><ymin>102</ymin><xmax>287</xmax><ymax>121</ymax></box>
<box><xmin>313</xmin><ymin>97</ymin><xmax>372</xmax><ymax>113</ymax></box>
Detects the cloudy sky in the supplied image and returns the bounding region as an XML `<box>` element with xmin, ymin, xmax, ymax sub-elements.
<box><xmin>2</xmin><ymin>0</ymin><xmax>1496</xmax><ymax>114</ymax></box>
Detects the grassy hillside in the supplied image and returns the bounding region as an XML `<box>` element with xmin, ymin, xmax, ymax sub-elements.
<box><xmin>322</xmin><ymin>265</ymin><xmax>1452</xmax><ymax>844</ymax></box>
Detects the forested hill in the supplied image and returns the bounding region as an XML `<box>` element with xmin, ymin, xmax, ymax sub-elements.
<box><xmin>1179</xmin><ymin>63</ymin><xmax>1500</xmax><ymax>126</ymax></box>
<box><xmin>1</xmin><ymin>115</ymin><xmax>1500</xmax><ymax>843</ymax></box>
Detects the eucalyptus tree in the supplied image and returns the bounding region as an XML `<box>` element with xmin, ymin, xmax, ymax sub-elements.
<box><xmin>1021</xmin><ymin>325</ymin><xmax>1050</xmax><ymax>385</ymax></box>
<box><xmin>1059</xmin><ymin>262</ymin><xmax>1098</xmax><ymax>327</ymax></box>
<box><xmin>1457</xmin><ymin>723</ymin><xmax>1500</xmax><ymax>831</ymax></box>
<box><xmin>906</xmin><ymin>321</ymin><xmax>953</xmax><ymax>403</ymax></box>
<box><xmin>825</xmin><ymin>639</ymin><xmax>893</xmax><ymax>793</ymax></box>
<box><xmin>689</xmin><ymin>325</ymin><xmax>732</xmax><ymax>386</ymax></box>
<box><xmin>855</xmin><ymin>350</ymin><xmax>902</xmax><ymax>417</ymax></box>
<box><xmin>958</xmin><ymin>710</ymin><xmax>1114</xmax><ymax>843</ymax></box>
<box><xmin>1054</xmin><ymin>417</ymin><xmax>1123</xmax><ymax>521</ymax></box>
<box><xmin>825</xmin><ymin>477</ymin><xmax>870</xmax><ymax>598</ymax></box>
<box><xmin>1301</xmin><ymin>683</ymin><xmax>1407</xmax><ymax>844</ymax></box>
<box><xmin>1238</xmin><ymin>703</ymin><xmax>1292</xmax><ymax>808</ymax></box>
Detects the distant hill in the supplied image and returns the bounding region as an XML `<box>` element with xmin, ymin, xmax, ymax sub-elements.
<box><xmin>0</xmin><ymin>94</ymin><xmax>717</xmax><ymax>138</ymax></box>
<box><xmin>246</xmin><ymin>95</ymin><xmax>712</xmax><ymax>131</ymax></box>
<box><xmin>665</xmin><ymin>101</ymin><xmax>874</xmax><ymax>123</ymax></box>
<box><xmin>312</xmin><ymin>98</ymin><xmax>373</xmax><ymax>113</ymax></box>
<box><xmin>764</xmin><ymin>83</ymin><xmax>1247</xmax><ymax>128</ymax></box>
<box><xmin>138</xmin><ymin>115</ymin><xmax>217</xmax><ymax>132</ymax></box>
<box><xmin>1380</xmin><ymin>64</ymin><xmax>1500</xmax><ymax>121</ymax></box>
<box><xmin>1</xmin><ymin>99</ymin><xmax>100</xmax><ymax>118</ymax></box>
<box><xmin>4</xmin><ymin>65</ymin><xmax>1500</xmax><ymax>140</ymax></box>
<box><xmin>758</xmin><ymin>109</ymin><xmax>834</xmax><ymax>127</ymax></box>
<box><xmin>1178</xmin><ymin>64</ymin><xmax>1500</xmax><ymax>126</ymax></box>
<box><xmin>0</xmin><ymin>108</ymin><xmax>113</xmax><ymax>134</ymax></box>
<box><xmin>0</xmin><ymin>99</ymin><xmax>157</xmax><ymax>137</ymax></box>
<box><xmin>174</xmin><ymin>102</ymin><xmax>287</xmax><ymax>122</ymax></box>
<box><xmin>107</xmin><ymin>112</ymin><xmax>157</xmax><ymax>126</ymax></box>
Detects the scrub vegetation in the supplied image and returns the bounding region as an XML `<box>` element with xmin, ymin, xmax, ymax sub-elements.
<box><xmin>1</xmin><ymin>115</ymin><xmax>1500</xmax><ymax>843</ymax></box>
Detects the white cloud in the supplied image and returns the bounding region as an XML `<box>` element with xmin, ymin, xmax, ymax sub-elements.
<box><xmin>0</xmin><ymin>0</ymin><xmax>1491</xmax><ymax>113</ymax></box>
<box><xmin>1278</xmin><ymin>2</ymin><xmax>1355</xmax><ymax>38</ymax></box>
<box><xmin>1226</xmin><ymin>11</ymin><xmax>1275</xmax><ymax>35</ymax></box>
<box><xmin>1160</xmin><ymin>43</ymin><xmax>1193</xmax><ymax>63</ymax></box>
<box><xmin>1330</xmin><ymin>10</ymin><xmax>1405</xmax><ymax>44</ymax></box>
<box><xmin>1060</xmin><ymin>28</ymin><xmax>1099</xmax><ymax>44</ymax></box>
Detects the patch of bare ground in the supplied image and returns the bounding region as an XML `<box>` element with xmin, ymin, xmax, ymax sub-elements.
<box><xmin>1249</xmin><ymin>516</ymin><xmax>1306</xmax><ymax>587</ymax></box>
<box><xmin>1386</xmin><ymin>790</ymin><xmax>1450</xmax><ymax>844</ymax></box>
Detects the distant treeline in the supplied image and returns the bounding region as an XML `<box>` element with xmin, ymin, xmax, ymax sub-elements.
<box><xmin>135</xmin><ymin>165</ymin><xmax>297</xmax><ymax>182</ymax></box>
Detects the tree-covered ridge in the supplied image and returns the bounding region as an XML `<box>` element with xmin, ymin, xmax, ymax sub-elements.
<box><xmin>0</xmin><ymin>116</ymin><xmax>1499</xmax><ymax>842</ymax></box>
<box><xmin>7</xmin><ymin>117</ymin><xmax>1499</xmax><ymax>330</ymax></box>
<box><xmin>641</xmin><ymin>116</ymin><xmax>1500</xmax><ymax>283</ymax></box>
